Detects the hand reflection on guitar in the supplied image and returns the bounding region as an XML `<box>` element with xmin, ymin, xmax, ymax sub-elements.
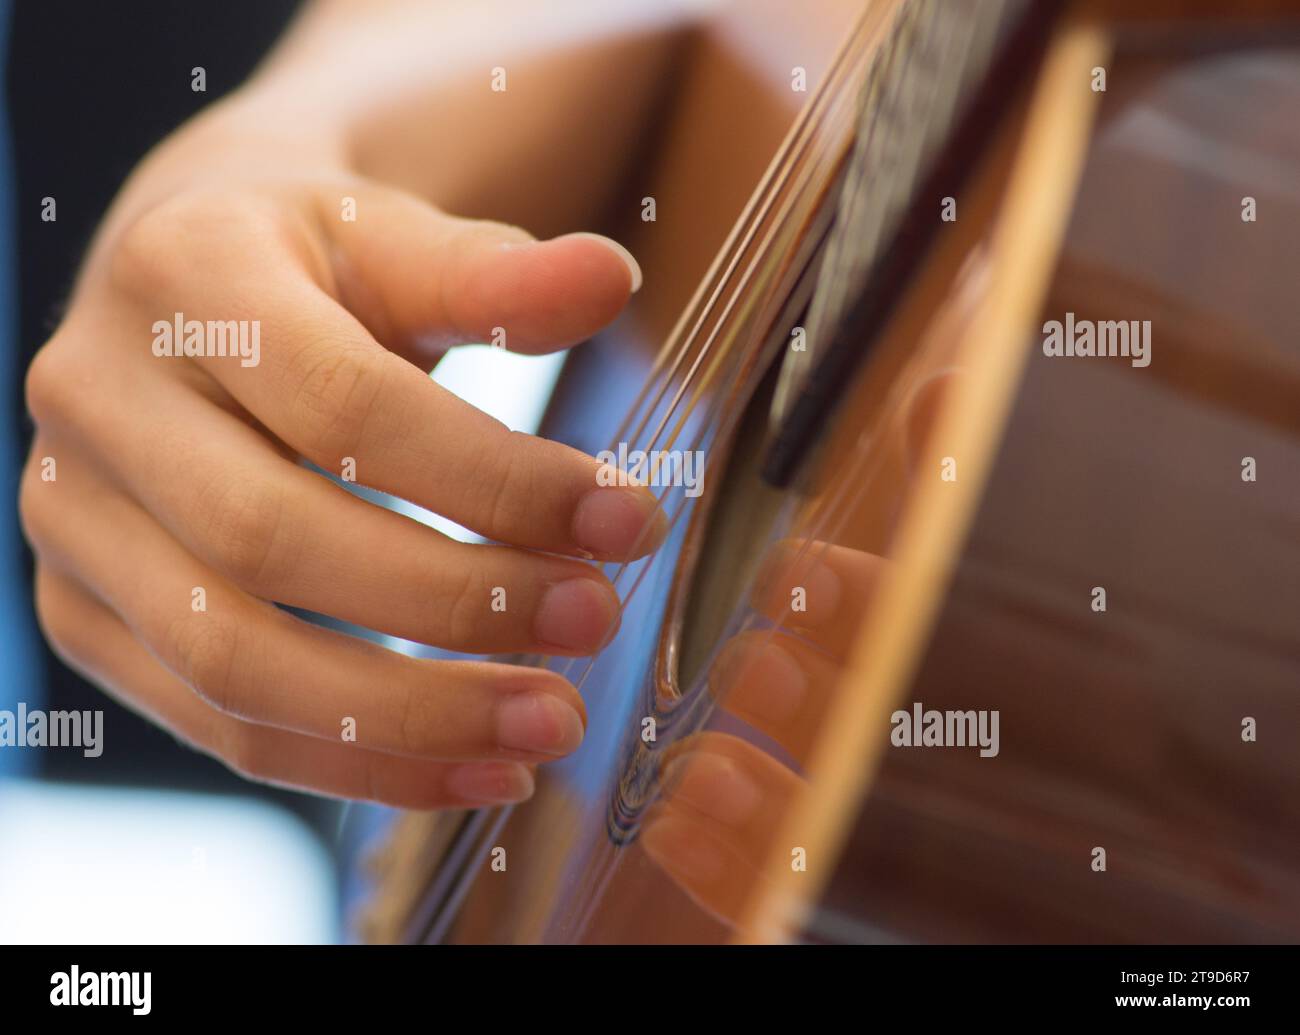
<box><xmin>640</xmin><ymin>541</ymin><xmax>880</xmax><ymax>928</ymax></box>
<box><xmin>642</xmin><ymin>368</ymin><xmax>959</xmax><ymax>929</ymax></box>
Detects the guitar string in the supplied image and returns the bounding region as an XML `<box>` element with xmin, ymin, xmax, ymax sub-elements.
<box><xmin>603</xmin><ymin>4</ymin><xmax>878</xmax><ymax>458</ymax></box>
<box><xmin>560</xmin><ymin>6</ymin><xmax>892</xmax><ymax>632</ymax></box>
<box><xmin>603</xmin><ymin>65</ymin><xmax>872</xmax><ymax>521</ymax></box>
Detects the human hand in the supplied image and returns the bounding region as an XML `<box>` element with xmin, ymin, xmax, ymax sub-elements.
<box><xmin>21</xmin><ymin>102</ymin><xmax>661</xmax><ymax>808</ymax></box>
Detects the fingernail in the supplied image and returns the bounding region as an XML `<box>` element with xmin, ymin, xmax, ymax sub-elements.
<box><xmin>534</xmin><ymin>577</ymin><xmax>620</xmax><ymax>653</ymax></box>
<box><xmin>497</xmin><ymin>693</ymin><xmax>585</xmax><ymax>757</ymax></box>
<box><xmin>566</xmin><ymin>232</ymin><xmax>642</xmax><ymax>293</ymax></box>
<box><xmin>446</xmin><ymin>761</ymin><xmax>535</xmax><ymax>804</ymax></box>
<box><xmin>573</xmin><ymin>485</ymin><xmax>666</xmax><ymax>560</ymax></box>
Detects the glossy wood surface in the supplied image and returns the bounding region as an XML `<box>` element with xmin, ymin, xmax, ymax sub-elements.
<box><xmin>815</xmin><ymin>31</ymin><xmax>1300</xmax><ymax>943</ymax></box>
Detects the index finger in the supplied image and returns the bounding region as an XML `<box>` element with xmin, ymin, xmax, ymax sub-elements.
<box><xmin>196</xmin><ymin>274</ymin><xmax>666</xmax><ymax>561</ymax></box>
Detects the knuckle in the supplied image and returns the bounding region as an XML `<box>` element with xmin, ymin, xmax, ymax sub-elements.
<box><xmin>108</xmin><ymin>197</ymin><xmax>198</xmax><ymax>297</ymax></box>
<box><xmin>18</xmin><ymin>456</ymin><xmax>53</xmax><ymax>552</ymax></box>
<box><xmin>441</xmin><ymin>563</ymin><xmax>493</xmax><ymax>650</ymax></box>
<box><xmin>472</xmin><ymin>430</ymin><xmax>536</xmax><ymax>535</ymax></box>
<box><xmin>389</xmin><ymin>674</ymin><xmax>440</xmax><ymax>757</ymax></box>
<box><xmin>32</xmin><ymin>571</ymin><xmax>84</xmax><ymax>665</ymax></box>
<box><xmin>109</xmin><ymin>190</ymin><xmax>271</xmax><ymax>298</ymax></box>
<box><xmin>222</xmin><ymin>728</ymin><xmax>270</xmax><ymax>783</ymax></box>
<box><xmin>287</xmin><ymin>343</ymin><xmax>385</xmax><ymax>462</ymax></box>
<box><xmin>382</xmin><ymin>677</ymin><xmax>420</xmax><ymax>757</ymax></box>
<box><xmin>24</xmin><ymin>336</ymin><xmax>77</xmax><ymax>428</ymax></box>
<box><xmin>202</xmin><ymin>477</ymin><xmax>292</xmax><ymax>591</ymax></box>
<box><xmin>168</xmin><ymin>612</ymin><xmax>245</xmax><ymax>717</ymax></box>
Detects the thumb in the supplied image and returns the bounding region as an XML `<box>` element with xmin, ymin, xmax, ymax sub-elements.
<box><xmin>317</xmin><ymin>183</ymin><xmax>641</xmax><ymax>359</ymax></box>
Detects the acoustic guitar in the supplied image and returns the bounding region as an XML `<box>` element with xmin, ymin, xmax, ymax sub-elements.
<box><xmin>351</xmin><ymin>0</ymin><xmax>1300</xmax><ymax>944</ymax></box>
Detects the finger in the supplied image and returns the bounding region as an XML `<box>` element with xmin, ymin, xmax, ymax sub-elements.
<box><xmin>315</xmin><ymin>183</ymin><xmax>641</xmax><ymax>357</ymax></box>
<box><xmin>32</xmin><ymin>567</ymin><xmax>537</xmax><ymax>808</ymax></box>
<box><xmin>21</xmin><ymin>450</ymin><xmax>588</xmax><ymax>764</ymax></box>
<box><xmin>189</xmin><ymin>271</ymin><xmax>664</xmax><ymax>561</ymax></box>
<box><xmin>56</xmin><ymin>369</ymin><xmax>621</xmax><ymax>655</ymax></box>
